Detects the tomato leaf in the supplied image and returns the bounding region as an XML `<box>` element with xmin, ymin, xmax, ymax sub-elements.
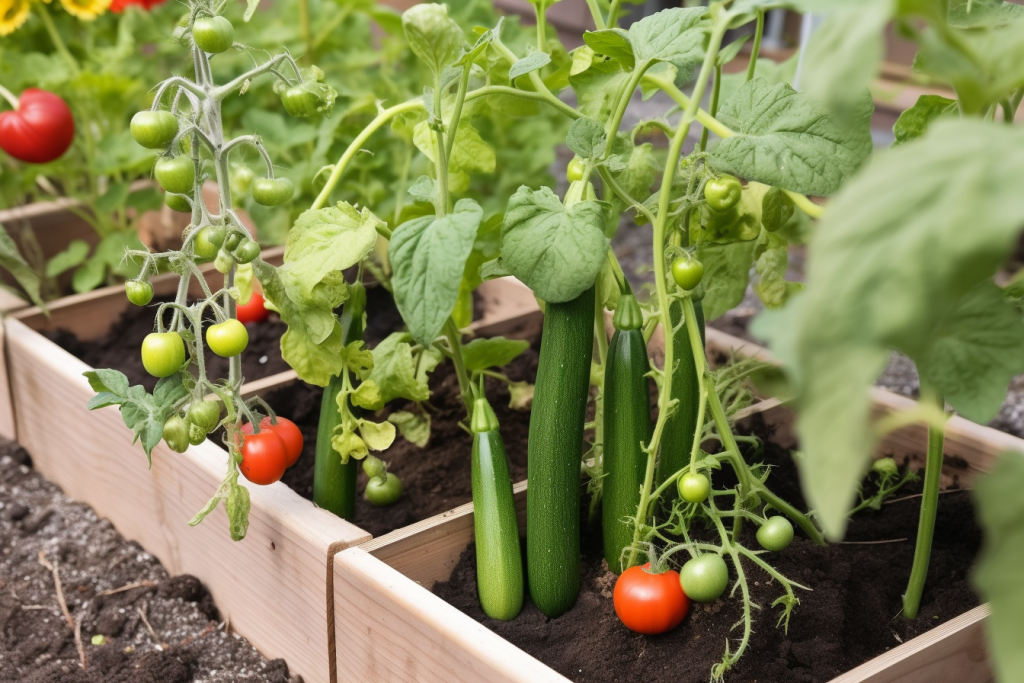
<box><xmin>225</xmin><ymin>476</ymin><xmax>251</xmax><ymax>542</ymax></box>
<box><xmin>500</xmin><ymin>185</ymin><xmax>609</xmax><ymax>303</ymax></box>
<box><xmin>712</xmin><ymin>78</ymin><xmax>874</xmax><ymax>196</ymax></box>
<box><xmin>754</xmin><ymin>120</ymin><xmax>1024</xmax><ymax>539</ymax></box>
<box><xmin>388</xmin><ymin>410</ymin><xmax>431</xmax><ymax>447</ymax></box>
<box><xmin>402</xmin><ymin>3</ymin><xmax>466</xmax><ymax>80</ymax></box>
<box><xmin>972</xmin><ymin>451</ymin><xmax>1024</xmax><ymax>683</ymax></box>
<box><xmin>369</xmin><ymin>333</ymin><xmax>432</xmax><ymax>404</ymax></box>
<box><xmin>583</xmin><ymin>8</ymin><xmax>710</xmax><ymax>78</ymax></box>
<box><xmin>0</xmin><ymin>223</ymin><xmax>43</xmax><ymax>308</ymax></box>
<box><xmin>565</xmin><ymin>117</ymin><xmax>606</xmax><ymax>159</ymax></box>
<box><xmin>892</xmin><ymin>95</ymin><xmax>958</xmax><ymax>147</ymax></box>
<box><xmin>358</xmin><ymin>418</ymin><xmax>397</xmax><ymax>451</ymax></box>
<box><xmin>462</xmin><ymin>336</ymin><xmax>529</xmax><ymax>372</ymax></box>
<box><xmin>695</xmin><ymin>240</ymin><xmax>755</xmax><ymax>321</ymax></box>
<box><xmin>391</xmin><ymin>199</ymin><xmax>482</xmax><ymax>346</ymax></box>
<box><xmin>510</xmin><ymin>51</ymin><xmax>552</xmax><ymax>81</ymax></box>
<box><xmin>46</xmin><ymin>240</ymin><xmax>90</xmax><ymax>278</ymax></box>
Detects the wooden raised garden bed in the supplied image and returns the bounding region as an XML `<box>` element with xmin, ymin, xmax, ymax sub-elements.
<box><xmin>2</xmin><ymin>272</ymin><xmax>541</xmax><ymax>683</ymax></box>
<box><xmin>328</xmin><ymin>306</ymin><xmax>1011</xmax><ymax>683</ymax></box>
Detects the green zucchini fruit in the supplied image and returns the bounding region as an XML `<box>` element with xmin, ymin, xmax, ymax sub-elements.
<box><xmin>471</xmin><ymin>397</ymin><xmax>524</xmax><ymax>621</ymax></box>
<box><xmin>526</xmin><ymin>285</ymin><xmax>595</xmax><ymax>618</ymax></box>
<box><xmin>313</xmin><ymin>281</ymin><xmax>367</xmax><ymax>519</ymax></box>
<box><xmin>655</xmin><ymin>299</ymin><xmax>705</xmax><ymax>504</ymax></box>
<box><xmin>602</xmin><ymin>294</ymin><xmax>652</xmax><ymax>574</ymax></box>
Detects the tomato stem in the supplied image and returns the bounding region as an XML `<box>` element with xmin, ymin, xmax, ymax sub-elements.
<box><xmin>0</xmin><ymin>84</ymin><xmax>18</xmax><ymax>110</ymax></box>
<box><xmin>745</xmin><ymin>10</ymin><xmax>765</xmax><ymax>83</ymax></box>
<box><xmin>902</xmin><ymin>384</ymin><xmax>946</xmax><ymax>619</ymax></box>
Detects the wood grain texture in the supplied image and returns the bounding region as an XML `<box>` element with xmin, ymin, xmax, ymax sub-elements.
<box><xmin>333</xmin><ymin>546</ymin><xmax>570</xmax><ymax>683</ymax></box>
<box><xmin>5</xmin><ymin>316</ymin><xmax>369</xmax><ymax>683</ymax></box>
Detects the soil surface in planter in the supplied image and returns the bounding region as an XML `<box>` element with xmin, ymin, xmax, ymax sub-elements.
<box><xmin>433</xmin><ymin>414</ymin><xmax>981</xmax><ymax>683</ymax></box>
<box><xmin>251</xmin><ymin>334</ymin><xmax>538</xmax><ymax>539</ymax></box>
<box><xmin>0</xmin><ymin>438</ymin><xmax>298</xmax><ymax>683</ymax></box>
<box><xmin>45</xmin><ymin>286</ymin><xmax>402</xmax><ymax>391</ymax></box>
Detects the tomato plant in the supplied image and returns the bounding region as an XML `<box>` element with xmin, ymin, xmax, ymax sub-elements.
<box><xmin>613</xmin><ymin>563</ymin><xmax>689</xmax><ymax>635</ymax></box>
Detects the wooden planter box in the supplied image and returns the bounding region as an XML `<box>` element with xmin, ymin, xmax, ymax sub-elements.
<box><xmin>329</xmin><ymin>305</ymin><xmax>1011</xmax><ymax>683</ymax></box>
<box><xmin>2</xmin><ymin>273</ymin><xmax>541</xmax><ymax>683</ymax></box>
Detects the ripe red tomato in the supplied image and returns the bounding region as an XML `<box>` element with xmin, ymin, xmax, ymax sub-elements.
<box><xmin>242</xmin><ymin>416</ymin><xmax>303</xmax><ymax>467</ymax></box>
<box><xmin>239</xmin><ymin>430</ymin><xmax>287</xmax><ymax>485</ymax></box>
<box><xmin>0</xmin><ymin>89</ymin><xmax>75</xmax><ymax>164</ymax></box>
<box><xmin>613</xmin><ymin>563</ymin><xmax>690</xmax><ymax>635</ymax></box>
<box><xmin>236</xmin><ymin>292</ymin><xmax>270</xmax><ymax>324</ymax></box>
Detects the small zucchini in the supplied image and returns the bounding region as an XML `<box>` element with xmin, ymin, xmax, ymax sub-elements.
<box><xmin>471</xmin><ymin>397</ymin><xmax>524</xmax><ymax>621</ymax></box>
<box><xmin>655</xmin><ymin>299</ymin><xmax>705</xmax><ymax>504</ymax></box>
<box><xmin>526</xmin><ymin>285</ymin><xmax>595</xmax><ymax>618</ymax></box>
<box><xmin>602</xmin><ymin>294</ymin><xmax>652</xmax><ymax>574</ymax></box>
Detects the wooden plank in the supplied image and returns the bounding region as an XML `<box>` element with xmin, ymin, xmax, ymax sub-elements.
<box><xmin>828</xmin><ymin>605</ymin><xmax>992</xmax><ymax>683</ymax></box>
<box><xmin>5</xmin><ymin>316</ymin><xmax>370</xmax><ymax>683</ymax></box>
<box><xmin>333</xmin><ymin>546</ymin><xmax>570</xmax><ymax>683</ymax></box>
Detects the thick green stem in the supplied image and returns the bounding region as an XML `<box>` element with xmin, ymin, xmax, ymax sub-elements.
<box><xmin>698</xmin><ymin>65</ymin><xmax>722</xmax><ymax>153</ymax></box>
<box><xmin>745</xmin><ymin>10</ymin><xmax>765</xmax><ymax>82</ymax></box>
<box><xmin>444</xmin><ymin>317</ymin><xmax>473</xmax><ymax>420</ymax></box>
<box><xmin>902</xmin><ymin>386</ymin><xmax>945</xmax><ymax>619</ymax></box>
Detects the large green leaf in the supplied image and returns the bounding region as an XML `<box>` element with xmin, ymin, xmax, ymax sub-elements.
<box><xmin>972</xmin><ymin>451</ymin><xmax>1024</xmax><ymax>683</ymax></box>
<box><xmin>462</xmin><ymin>336</ymin><xmax>529</xmax><ymax>372</ymax></box>
<box><xmin>402</xmin><ymin>3</ymin><xmax>466</xmax><ymax>79</ymax></box>
<box><xmin>712</xmin><ymin>78</ymin><xmax>874</xmax><ymax>196</ymax></box>
<box><xmin>370</xmin><ymin>332</ymin><xmax>432</xmax><ymax>404</ymax></box>
<box><xmin>755</xmin><ymin>120</ymin><xmax>1024</xmax><ymax>539</ymax></box>
<box><xmin>892</xmin><ymin>94</ymin><xmax>958</xmax><ymax>147</ymax></box>
<box><xmin>391</xmin><ymin>199</ymin><xmax>482</xmax><ymax>346</ymax></box>
<box><xmin>696</xmin><ymin>240</ymin><xmax>756</xmax><ymax>321</ymax></box>
<box><xmin>500</xmin><ymin>185</ymin><xmax>609</xmax><ymax>303</ymax></box>
<box><xmin>583</xmin><ymin>7</ymin><xmax>710</xmax><ymax>78</ymax></box>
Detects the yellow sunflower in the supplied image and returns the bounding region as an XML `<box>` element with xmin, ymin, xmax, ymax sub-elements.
<box><xmin>59</xmin><ymin>0</ymin><xmax>109</xmax><ymax>20</ymax></box>
<box><xmin>0</xmin><ymin>0</ymin><xmax>31</xmax><ymax>36</ymax></box>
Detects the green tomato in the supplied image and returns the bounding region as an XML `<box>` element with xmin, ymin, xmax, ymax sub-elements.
<box><xmin>154</xmin><ymin>155</ymin><xmax>195</xmax><ymax>195</ymax></box>
<box><xmin>680</xmin><ymin>554</ymin><xmax>729</xmax><ymax>603</ymax></box>
<box><xmin>252</xmin><ymin>177</ymin><xmax>294</xmax><ymax>206</ymax></box>
<box><xmin>193</xmin><ymin>225</ymin><xmax>225</xmax><ymax>260</ymax></box>
<box><xmin>125</xmin><ymin>279</ymin><xmax>153</xmax><ymax>307</ymax></box>
<box><xmin>704</xmin><ymin>174</ymin><xmax>742</xmax><ymax>212</ymax></box>
<box><xmin>192</xmin><ymin>16</ymin><xmax>234</xmax><ymax>54</ymax></box>
<box><xmin>872</xmin><ymin>457</ymin><xmax>899</xmax><ymax>477</ymax></box>
<box><xmin>165</xmin><ymin>192</ymin><xmax>193</xmax><ymax>213</ymax></box>
<box><xmin>206</xmin><ymin>319</ymin><xmax>248</xmax><ymax>357</ymax></box>
<box><xmin>187</xmin><ymin>400</ymin><xmax>221</xmax><ymax>434</ymax></box>
<box><xmin>187</xmin><ymin>422</ymin><xmax>207</xmax><ymax>446</ymax></box>
<box><xmin>223</xmin><ymin>232</ymin><xmax>242</xmax><ymax>252</ymax></box>
<box><xmin>671</xmin><ymin>257</ymin><xmax>704</xmax><ymax>291</ymax></box>
<box><xmin>362</xmin><ymin>454</ymin><xmax>386</xmax><ymax>480</ymax></box>
<box><xmin>233</xmin><ymin>238</ymin><xmax>260</xmax><ymax>264</ymax></box>
<box><xmin>230</xmin><ymin>164</ymin><xmax>255</xmax><ymax>199</ymax></box>
<box><xmin>365</xmin><ymin>473</ymin><xmax>403</xmax><ymax>506</ymax></box>
<box><xmin>141</xmin><ymin>332</ymin><xmax>186</xmax><ymax>378</ymax></box>
<box><xmin>678</xmin><ymin>472</ymin><xmax>710</xmax><ymax>504</ymax></box>
<box><xmin>281</xmin><ymin>86</ymin><xmax>322</xmax><ymax>117</ymax></box>
<box><xmin>214</xmin><ymin>249</ymin><xmax>235</xmax><ymax>274</ymax></box>
<box><xmin>131</xmin><ymin>111</ymin><xmax>178</xmax><ymax>149</ymax></box>
<box><xmin>163</xmin><ymin>415</ymin><xmax>190</xmax><ymax>453</ymax></box>
<box><xmin>756</xmin><ymin>516</ymin><xmax>795</xmax><ymax>552</ymax></box>
<box><xmin>567</xmin><ymin>157</ymin><xmax>586</xmax><ymax>182</ymax></box>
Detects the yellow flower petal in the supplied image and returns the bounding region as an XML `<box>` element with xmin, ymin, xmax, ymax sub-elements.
<box><xmin>59</xmin><ymin>0</ymin><xmax>109</xmax><ymax>20</ymax></box>
<box><xmin>0</xmin><ymin>0</ymin><xmax>31</xmax><ymax>35</ymax></box>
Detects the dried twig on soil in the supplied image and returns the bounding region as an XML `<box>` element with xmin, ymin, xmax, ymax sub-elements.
<box><xmin>37</xmin><ymin>550</ymin><xmax>73</xmax><ymax>630</ymax></box>
<box><xmin>883</xmin><ymin>489</ymin><xmax>965</xmax><ymax>506</ymax></box>
<box><xmin>838</xmin><ymin>538</ymin><xmax>908</xmax><ymax>545</ymax></box>
<box><xmin>137</xmin><ymin>601</ymin><xmax>166</xmax><ymax>650</ymax></box>
<box><xmin>179</xmin><ymin>623</ymin><xmax>216</xmax><ymax>647</ymax></box>
<box><xmin>100</xmin><ymin>580</ymin><xmax>158</xmax><ymax>596</ymax></box>
<box><xmin>73</xmin><ymin>612</ymin><xmax>87</xmax><ymax>670</ymax></box>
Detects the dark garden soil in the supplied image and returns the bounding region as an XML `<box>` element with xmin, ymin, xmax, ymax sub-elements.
<box><xmin>45</xmin><ymin>285</ymin><xmax>404</xmax><ymax>392</ymax></box>
<box><xmin>0</xmin><ymin>438</ymin><xmax>298</xmax><ymax>683</ymax></box>
<box><xmin>254</xmin><ymin>333</ymin><xmax>539</xmax><ymax>539</ymax></box>
<box><xmin>432</xmin><ymin>413</ymin><xmax>982</xmax><ymax>683</ymax></box>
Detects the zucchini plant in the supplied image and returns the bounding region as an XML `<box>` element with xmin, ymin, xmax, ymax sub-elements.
<box><xmin>752</xmin><ymin>1</ymin><xmax>1024</xmax><ymax>680</ymax></box>
<box><xmin>84</xmin><ymin>0</ymin><xmax>334</xmax><ymax>540</ymax></box>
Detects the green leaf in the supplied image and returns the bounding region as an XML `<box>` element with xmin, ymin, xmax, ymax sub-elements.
<box><xmin>761</xmin><ymin>186</ymin><xmax>795</xmax><ymax>233</ymax></box>
<box><xmin>565</xmin><ymin>117</ymin><xmax>606</xmax><ymax>159</ymax></box>
<box><xmin>413</xmin><ymin>120</ymin><xmax>496</xmax><ymax>188</ymax></box>
<box><xmin>46</xmin><ymin>240</ymin><xmax>90</xmax><ymax>278</ymax></box>
<box><xmin>72</xmin><ymin>258</ymin><xmax>107</xmax><ymax>295</ymax></box>
<box><xmin>388</xmin><ymin>410</ymin><xmax>431</xmax><ymax>447</ymax></box>
<box><xmin>972</xmin><ymin>451</ymin><xmax>1024</xmax><ymax>683</ymax></box>
<box><xmin>0</xmin><ymin>223</ymin><xmax>43</xmax><ymax>307</ymax></box>
<box><xmin>893</xmin><ymin>95</ymin><xmax>959</xmax><ymax>147</ymax></box>
<box><xmin>696</xmin><ymin>240</ymin><xmax>756</xmax><ymax>321</ymax></box>
<box><xmin>583</xmin><ymin>8</ymin><xmax>710</xmax><ymax>76</ymax></box>
<box><xmin>244</xmin><ymin>0</ymin><xmax>261</xmax><ymax>21</ymax></box>
<box><xmin>226</xmin><ymin>477</ymin><xmax>251</xmax><ymax>542</ymax></box>
<box><xmin>85</xmin><ymin>373</ymin><xmax>187</xmax><ymax>464</ymax></box>
<box><xmin>754</xmin><ymin>232</ymin><xmax>800</xmax><ymax>310</ymax></box>
<box><xmin>351</xmin><ymin>380</ymin><xmax>385</xmax><ymax>411</ymax></box>
<box><xmin>462</xmin><ymin>336</ymin><xmax>529</xmax><ymax>372</ymax></box>
<box><xmin>391</xmin><ymin>199</ymin><xmax>482</xmax><ymax>346</ymax></box>
<box><xmin>764</xmin><ymin>120</ymin><xmax>1024</xmax><ymax>539</ymax></box>
<box><xmin>370</xmin><ymin>333</ymin><xmax>432</xmax><ymax>404</ymax></box>
<box><xmin>917</xmin><ymin>282</ymin><xmax>1024</xmax><ymax>423</ymax></box>
<box><xmin>718</xmin><ymin>54</ymin><xmax>798</xmax><ymax>108</ymax></box>
<box><xmin>568</xmin><ymin>53</ymin><xmax>633</xmax><ymax>121</ymax></box>
<box><xmin>949</xmin><ymin>0</ymin><xmax>1024</xmax><ymax>29</ymax></box>
<box><xmin>479</xmin><ymin>257</ymin><xmax>512</xmax><ymax>281</ymax></box>
<box><xmin>358</xmin><ymin>418</ymin><xmax>397</xmax><ymax>451</ymax></box>
<box><xmin>95</xmin><ymin>183</ymin><xmax>131</xmax><ymax>214</ymax></box>
<box><xmin>332</xmin><ymin>426</ymin><xmax>368</xmax><ymax>463</ymax></box>
<box><xmin>408</xmin><ymin>175</ymin><xmax>437</xmax><ymax>204</ymax></box>
<box><xmin>402</xmin><ymin>3</ymin><xmax>466</xmax><ymax>79</ymax></box>
<box><xmin>508</xmin><ymin>380</ymin><xmax>534</xmax><ymax>410</ymax></box>
<box><xmin>510</xmin><ymin>51</ymin><xmax>551</xmax><ymax>81</ymax></box>
<box><xmin>716</xmin><ymin>35</ymin><xmax>750</xmax><ymax>67</ymax></box>
<box><xmin>800</xmin><ymin>0</ymin><xmax>890</xmax><ymax>112</ymax></box>
<box><xmin>84</xmin><ymin>369</ymin><xmax>130</xmax><ymax>410</ymax></box>
<box><xmin>500</xmin><ymin>185</ymin><xmax>609</xmax><ymax>303</ymax></box>
<box><xmin>712</xmin><ymin>78</ymin><xmax>874</xmax><ymax>196</ymax></box>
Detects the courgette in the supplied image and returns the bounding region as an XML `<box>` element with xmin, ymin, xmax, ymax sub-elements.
<box><xmin>655</xmin><ymin>299</ymin><xmax>705</xmax><ymax>503</ymax></box>
<box><xmin>471</xmin><ymin>397</ymin><xmax>524</xmax><ymax>621</ymax></box>
<box><xmin>313</xmin><ymin>281</ymin><xmax>367</xmax><ymax>519</ymax></box>
<box><xmin>602</xmin><ymin>294</ymin><xmax>652</xmax><ymax>573</ymax></box>
<box><xmin>526</xmin><ymin>285</ymin><xmax>595</xmax><ymax>618</ymax></box>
